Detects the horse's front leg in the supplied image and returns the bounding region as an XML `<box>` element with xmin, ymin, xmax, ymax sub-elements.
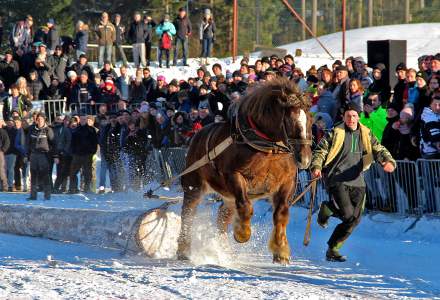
<box><xmin>269</xmin><ymin>182</ymin><xmax>295</xmax><ymax>264</ymax></box>
<box><xmin>177</xmin><ymin>183</ymin><xmax>204</xmax><ymax>260</ymax></box>
<box><xmin>226</xmin><ymin>172</ymin><xmax>253</xmax><ymax>243</ymax></box>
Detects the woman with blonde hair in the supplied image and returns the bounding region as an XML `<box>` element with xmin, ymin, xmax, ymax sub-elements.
<box><xmin>15</xmin><ymin>77</ymin><xmax>30</xmax><ymax>99</ymax></box>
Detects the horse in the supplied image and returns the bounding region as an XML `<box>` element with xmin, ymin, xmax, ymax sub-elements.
<box><xmin>177</xmin><ymin>77</ymin><xmax>313</xmax><ymax>264</ymax></box>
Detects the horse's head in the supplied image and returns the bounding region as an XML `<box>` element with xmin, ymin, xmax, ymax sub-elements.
<box><xmin>241</xmin><ymin>77</ymin><xmax>313</xmax><ymax>169</ymax></box>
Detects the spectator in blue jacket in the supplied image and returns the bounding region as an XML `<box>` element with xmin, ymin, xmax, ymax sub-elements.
<box><xmin>156</xmin><ymin>14</ymin><xmax>176</xmax><ymax>69</ymax></box>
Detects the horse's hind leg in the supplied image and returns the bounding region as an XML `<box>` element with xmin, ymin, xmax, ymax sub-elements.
<box><xmin>226</xmin><ymin>172</ymin><xmax>253</xmax><ymax>243</ymax></box>
<box><xmin>177</xmin><ymin>179</ymin><xmax>204</xmax><ymax>260</ymax></box>
<box><xmin>269</xmin><ymin>183</ymin><xmax>294</xmax><ymax>264</ymax></box>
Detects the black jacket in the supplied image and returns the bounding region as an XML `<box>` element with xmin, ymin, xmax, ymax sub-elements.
<box><xmin>71</xmin><ymin>125</ymin><xmax>98</xmax><ymax>155</ymax></box>
<box><xmin>0</xmin><ymin>127</ymin><xmax>10</xmax><ymax>153</ymax></box>
<box><xmin>393</xmin><ymin>79</ymin><xmax>406</xmax><ymax>112</ymax></box>
<box><xmin>142</xmin><ymin>76</ymin><xmax>157</xmax><ymax>101</ymax></box>
<box><xmin>128</xmin><ymin>21</ymin><xmax>147</xmax><ymax>44</ymax></box>
<box><xmin>27</xmin><ymin>124</ymin><xmax>55</xmax><ymax>156</ymax></box>
<box><xmin>0</xmin><ymin>59</ymin><xmax>20</xmax><ymax>89</ymax></box>
<box><xmin>5</xmin><ymin>126</ymin><xmax>17</xmax><ymax>155</ymax></box>
<box><xmin>174</xmin><ymin>16</ymin><xmax>192</xmax><ymax>40</ymax></box>
<box><xmin>70</xmin><ymin>82</ymin><xmax>99</xmax><ymax>104</ymax></box>
<box><xmin>70</xmin><ymin>62</ymin><xmax>94</xmax><ymax>82</ymax></box>
<box><xmin>101</xmin><ymin>123</ymin><xmax>122</xmax><ymax>161</ymax></box>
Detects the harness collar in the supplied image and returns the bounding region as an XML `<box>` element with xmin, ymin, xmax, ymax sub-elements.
<box><xmin>246</xmin><ymin>116</ymin><xmax>274</xmax><ymax>142</ymax></box>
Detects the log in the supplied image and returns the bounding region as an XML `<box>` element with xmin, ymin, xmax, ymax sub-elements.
<box><xmin>0</xmin><ymin>203</ymin><xmax>181</xmax><ymax>258</ymax></box>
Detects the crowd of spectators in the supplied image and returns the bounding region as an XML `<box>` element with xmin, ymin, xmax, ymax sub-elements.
<box><xmin>0</xmin><ymin>12</ymin><xmax>438</xmax><ymax>200</ymax></box>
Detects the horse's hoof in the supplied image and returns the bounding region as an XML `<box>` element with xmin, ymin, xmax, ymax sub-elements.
<box><xmin>273</xmin><ymin>254</ymin><xmax>290</xmax><ymax>265</ymax></box>
<box><xmin>233</xmin><ymin>226</ymin><xmax>251</xmax><ymax>243</ymax></box>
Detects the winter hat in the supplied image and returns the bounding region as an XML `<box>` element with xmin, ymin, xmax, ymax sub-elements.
<box><xmin>344</xmin><ymin>102</ymin><xmax>362</xmax><ymax>115</ymax></box>
<box><xmin>204</xmin><ymin>8</ymin><xmax>212</xmax><ymax>16</ymax></box>
<box><xmin>400</xmin><ymin>105</ymin><xmax>414</xmax><ymax>120</ymax></box>
<box><xmin>157</xmin><ymin>75</ymin><xmax>166</xmax><ymax>82</ymax></box>
<box><xmin>47</xmin><ymin>18</ymin><xmax>55</xmax><ymax>25</ymax></box>
<box><xmin>105</xmin><ymin>78</ymin><xmax>114</xmax><ymax>86</ymax></box>
<box><xmin>354</xmin><ymin>56</ymin><xmax>366</xmax><ymax>65</ymax></box>
<box><xmin>387</xmin><ymin>101</ymin><xmax>401</xmax><ymax>113</ymax></box>
<box><xmin>373</xmin><ymin>63</ymin><xmax>386</xmax><ymax>72</ymax></box>
<box><xmin>395</xmin><ymin>62</ymin><xmax>407</xmax><ymax>72</ymax></box>
<box><xmin>335</xmin><ymin>65</ymin><xmax>348</xmax><ymax>72</ymax></box>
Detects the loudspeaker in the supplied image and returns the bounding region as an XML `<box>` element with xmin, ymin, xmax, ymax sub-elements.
<box><xmin>367</xmin><ymin>40</ymin><xmax>407</xmax><ymax>89</ymax></box>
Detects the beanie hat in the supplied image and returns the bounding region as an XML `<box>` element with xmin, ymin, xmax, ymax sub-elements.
<box><xmin>395</xmin><ymin>62</ymin><xmax>407</xmax><ymax>72</ymax></box>
<box><xmin>373</xmin><ymin>63</ymin><xmax>386</xmax><ymax>72</ymax></box>
<box><xmin>344</xmin><ymin>102</ymin><xmax>362</xmax><ymax>115</ymax></box>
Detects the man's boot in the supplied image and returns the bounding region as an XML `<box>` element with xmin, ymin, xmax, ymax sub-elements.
<box><xmin>317</xmin><ymin>201</ymin><xmax>333</xmax><ymax>228</ymax></box>
<box><xmin>326</xmin><ymin>247</ymin><xmax>347</xmax><ymax>262</ymax></box>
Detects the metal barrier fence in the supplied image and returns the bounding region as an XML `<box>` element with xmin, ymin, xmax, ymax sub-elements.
<box><xmin>68</xmin><ymin>102</ymin><xmax>142</xmax><ymax>115</ymax></box>
<box><xmin>31</xmin><ymin>99</ymin><xmax>67</xmax><ymax>124</ymax></box>
<box><xmin>151</xmin><ymin>147</ymin><xmax>440</xmax><ymax>216</ymax></box>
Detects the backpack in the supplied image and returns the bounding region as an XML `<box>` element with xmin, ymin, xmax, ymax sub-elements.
<box><xmin>161</xmin><ymin>32</ymin><xmax>172</xmax><ymax>50</ymax></box>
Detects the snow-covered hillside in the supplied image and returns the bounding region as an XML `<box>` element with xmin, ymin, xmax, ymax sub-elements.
<box><xmin>123</xmin><ymin>23</ymin><xmax>440</xmax><ymax>83</ymax></box>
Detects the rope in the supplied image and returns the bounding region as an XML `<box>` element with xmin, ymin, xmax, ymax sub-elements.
<box><xmin>303</xmin><ymin>180</ymin><xmax>317</xmax><ymax>247</ymax></box>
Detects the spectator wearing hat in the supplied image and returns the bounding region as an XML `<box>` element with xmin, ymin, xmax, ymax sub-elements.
<box><xmin>393</xmin><ymin>62</ymin><xmax>407</xmax><ymax>111</ymax></box>
<box><xmin>45</xmin><ymin>77</ymin><xmax>62</xmax><ymax>100</ymax></box>
<box><xmin>199</xmin><ymin>8</ymin><xmax>216</xmax><ymax>65</ymax></box>
<box><xmin>70</xmin><ymin>54</ymin><xmax>94</xmax><ymax>82</ymax></box>
<box><xmin>311</xmin><ymin>103</ymin><xmax>395</xmax><ymax>262</ymax></box>
<box><xmin>33</xmin><ymin>26</ymin><xmax>49</xmax><ymax>45</ymax></box>
<box><xmin>52</xmin><ymin>114</ymin><xmax>72</xmax><ymax>193</ymax></box>
<box><xmin>34</xmin><ymin>55</ymin><xmax>51</xmax><ymax>91</ymax></box>
<box><xmin>333</xmin><ymin>65</ymin><xmax>351</xmax><ymax>121</ymax></box>
<box><xmin>128</xmin><ymin>12</ymin><xmax>148</xmax><ymax>68</ymax></box>
<box><xmin>74</xmin><ymin>21</ymin><xmax>89</xmax><ymax>59</ymax></box>
<box><xmin>3</xmin><ymin>84</ymin><xmax>32</xmax><ymax>120</ymax></box>
<box><xmin>0</xmin><ymin>51</ymin><xmax>20</xmax><ymax>90</ymax></box>
<box><xmin>99</xmin><ymin>78</ymin><xmax>121</xmax><ymax>108</ymax></box>
<box><xmin>381</xmin><ymin>101</ymin><xmax>401</xmax><ymax>158</ymax></box>
<box><xmin>26</xmin><ymin>112</ymin><xmax>58</xmax><ymax>200</ymax></box>
<box><xmin>95</xmin><ymin>12</ymin><xmax>116</xmax><ymax>68</ymax></box>
<box><xmin>173</xmin><ymin>7</ymin><xmax>192</xmax><ymax>66</ymax></box>
<box><xmin>46</xmin><ymin>18</ymin><xmax>59</xmax><ymax>54</ymax></box>
<box><xmin>70</xmin><ymin>71</ymin><xmax>99</xmax><ymax>110</ymax></box>
<box><xmin>69</xmin><ymin>115</ymin><xmax>98</xmax><ymax>193</ymax></box>
<box><xmin>367</xmin><ymin>63</ymin><xmax>391</xmax><ymax>104</ymax></box>
<box><xmin>156</xmin><ymin>14</ymin><xmax>176</xmax><ymax>68</ymax></box>
<box><xmin>153</xmin><ymin>75</ymin><xmax>168</xmax><ymax>100</ymax></box>
<box><xmin>112</xmin><ymin>14</ymin><xmax>128</xmax><ymax>67</ymax></box>
<box><xmin>99</xmin><ymin>61</ymin><xmax>118</xmax><ymax>82</ymax></box>
<box><xmin>47</xmin><ymin>45</ymin><xmax>67</xmax><ymax>83</ymax></box>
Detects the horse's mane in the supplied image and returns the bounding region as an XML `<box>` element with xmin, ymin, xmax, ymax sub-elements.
<box><xmin>240</xmin><ymin>77</ymin><xmax>309</xmax><ymax>127</ymax></box>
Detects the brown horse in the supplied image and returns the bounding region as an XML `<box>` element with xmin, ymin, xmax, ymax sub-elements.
<box><xmin>177</xmin><ymin>77</ymin><xmax>313</xmax><ymax>264</ymax></box>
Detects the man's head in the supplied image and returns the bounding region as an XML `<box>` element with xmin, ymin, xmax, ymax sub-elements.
<box><xmin>115</xmin><ymin>14</ymin><xmax>121</xmax><ymax>24</ymax></box>
<box><xmin>10</xmin><ymin>84</ymin><xmax>19</xmax><ymax>97</ymax></box>
<box><xmin>178</xmin><ymin>7</ymin><xmax>186</xmax><ymax>18</ymax></box>
<box><xmin>431</xmin><ymin>96</ymin><xmax>440</xmax><ymax>114</ymax></box>
<box><xmin>79</xmin><ymin>115</ymin><xmax>87</xmax><ymax>126</ymax></box>
<box><xmin>432</xmin><ymin>54</ymin><xmax>440</xmax><ymax>73</ymax></box>
<box><xmin>143</xmin><ymin>67</ymin><xmax>150</xmax><ymax>78</ymax></box>
<box><xmin>335</xmin><ymin>65</ymin><xmax>348</xmax><ymax>81</ymax></box>
<box><xmin>343</xmin><ymin>104</ymin><xmax>360</xmax><ymax>130</ymax></box>
<box><xmin>406</xmin><ymin>68</ymin><xmax>417</xmax><ymax>83</ymax></box>
<box><xmin>134</xmin><ymin>12</ymin><xmax>141</xmax><ymax>22</ymax></box>
<box><xmin>79</xmin><ymin>54</ymin><xmax>87</xmax><ymax>65</ymax></box>
<box><xmin>36</xmin><ymin>112</ymin><xmax>46</xmax><ymax>128</ymax></box>
<box><xmin>102</xmin><ymin>12</ymin><xmax>109</xmax><ymax>23</ymax></box>
<box><xmin>80</xmin><ymin>71</ymin><xmax>88</xmax><ymax>84</ymax></box>
<box><xmin>395</xmin><ymin>63</ymin><xmax>407</xmax><ymax>80</ymax></box>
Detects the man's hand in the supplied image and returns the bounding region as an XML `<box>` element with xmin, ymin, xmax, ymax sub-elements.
<box><xmin>312</xmin><ymin>169</ymin><xmax>322</xmax><ymax>178</ymax></box>
<box><xmin>54</xmin><ymin>158</ymin><xmax>60</xmax><ymax>165</ymax></box>
<box><xmin>382</xmin><ymin>162</ymin><xmax>395</xmax><ymax>173</ymax></box>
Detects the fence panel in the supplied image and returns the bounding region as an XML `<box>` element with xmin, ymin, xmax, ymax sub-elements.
<box><xmin>417</xmin><ymin>159</ymin><xmax>440</xmax><ymax>214</ymax></box>
<box><xmin>31</xmin><ymin>99</ymin><xmax>67</xmax><ymax>124</ymax></box>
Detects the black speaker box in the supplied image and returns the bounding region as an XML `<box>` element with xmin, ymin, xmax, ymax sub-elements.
<box><xmin>367</xmin><ymin>40</ymin><xmax>407</xmax><ymax>89</ymax></box>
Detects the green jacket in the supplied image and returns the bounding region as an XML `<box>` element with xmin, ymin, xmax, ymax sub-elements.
<box><xmin>311</xmin><ymin>122</ymin><xmax>396</xmax><ymax>173</ymax></box>
<box><xmin>360</xmin><ymin>106</ymin><xmax>387</xmax><ymax>142</ymax></box>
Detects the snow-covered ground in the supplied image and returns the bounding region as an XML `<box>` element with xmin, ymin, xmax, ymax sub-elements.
<box><xmin>0</xmin><ymin>189</ymin><xmax>439</xmax><ymax>299</ymax></box>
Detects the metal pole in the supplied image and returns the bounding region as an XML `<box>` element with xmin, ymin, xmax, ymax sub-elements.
<box><xmin>312</xmin><ymin>0</ymin><xmax>317</xmax><ymax>36</ymax></box>
<box><xmin>342</xmin><ymin>0</ymin><xmax>346</xmax><ymax>60</ymax></box>
<box><xmin>368</xmin><ymin>0</ymin><xmax>373</xmax><ymax>27</ymax></box>
<box><xmin>233</xmin><ymin>0</ymin><xmax>238</xmax><ymax>62</ymax></box>
<box><xmin>301</xmin><ymin>0</ymin><xmax>306</xmax><ymax>40</ymax></box>
<box><xmin>281</xmin><ymin>0</ymin><xmax>334</xmax><ymax>59</ymax></box>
